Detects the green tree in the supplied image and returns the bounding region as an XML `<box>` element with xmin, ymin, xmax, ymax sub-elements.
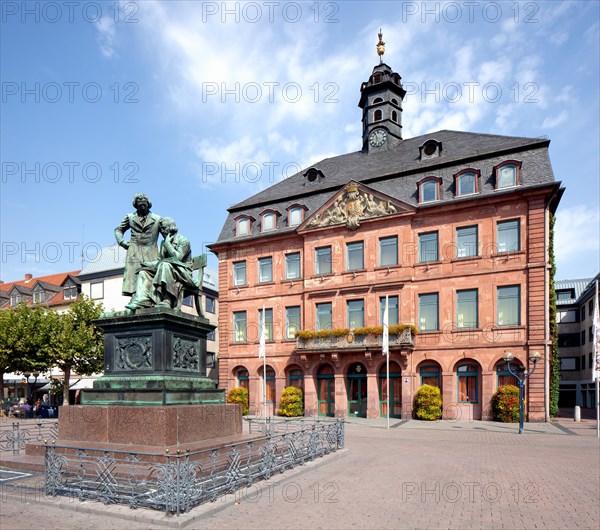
<box><xmin>48</xmin><ymin>296</ymin><xmax>104</xmax><ymax>406</ymax></box>
<box><xmin>0</xmin><ymin>303</ymin><xmax>55</xmax><ymax>403</ymax></box>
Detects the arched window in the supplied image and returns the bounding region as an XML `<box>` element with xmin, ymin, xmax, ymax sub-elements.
<box><xmin>391</xmin><ymin>111</ymin><xmax>398</xmax><ymax>122</ymax></box>
<box><xmin>495</xmin><ymin>161</ymin><xmax>522</xmax><ymax>189</ymax></box>
<box><xmin>457</xmin><ymin>363</ymin><xmax>479</xmax><ymax>403</ymax></box>
<box><xmin>261</xmin><ymin>211</ymin><xmax>276</xmax><ymax>232</ymax></box>
<box><xmin>418</xmin><ymin>177</ymin><xmax>441</xmax><ymax>203</ymax></box>
<box><xmin>237</xmin><ymin>217</ymin><xmax>249</xmax><ymax>236</ymax></box>
<box><xmin>455</xmin><ymin>169</ymin><xmax>479</xmax><ymax>196</ymax></box>
<box><xmin>287</xmin><ymin>205</ymin><xmax>304</xmax><ymax>227</ymax></box>
<box><xmin>374</xmin><ymin>109</ymin><xmax>382</xmax><ymax>121</ymax></box>
<box><xmin>496</xmin><ymin>361</ymin><xmax>520</xmax><ymax>387</ymax></box>
<box><xmin>373</xmin><ymin>97</ymin><xmax>383</xmax><ymax>103</ymax></box>
<box><xmin>391</xmin><ymin>98</ymin><xmax>398</xmax><ymax>105</ymax></box>
<box><xmin>420</xmin><ymin>364</ymin><xmax>441</xmax><ymax>388</ymax></box>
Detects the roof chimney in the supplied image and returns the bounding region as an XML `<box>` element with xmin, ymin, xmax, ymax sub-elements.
<box><xmin>25</xmin><ymin>273</ymin><xmax>33</xmax><ymax>281</ymax></box>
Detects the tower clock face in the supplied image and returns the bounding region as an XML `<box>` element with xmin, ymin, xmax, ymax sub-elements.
<box><xmin>369</xmin><ymin>129</ymin><xmax>387</xmax><ymax>147</ymax></box>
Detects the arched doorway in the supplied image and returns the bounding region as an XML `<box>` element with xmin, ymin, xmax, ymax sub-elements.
<box><xmin>347</xmin><ymin>362</ymin><xmax>367</xmax><ymax>418</ymax></box>
<box><xmin>258</xmin><ymin>365</ymin><xmax>276</xmax><ymax>415</ymax></box>
<box><xmin>379</xmin><ymin>362</ymin><xmax>402</xmax><ymax>418</ymax></box>
<box><xmin>317</xmin><ymin>365</ymin><xmax>335</xmax><ymax>417</ymax></box>
<box><xmin>286</xmin><ymin>365</ymin><xmax>305</xmax><ymax>410</ymax></box>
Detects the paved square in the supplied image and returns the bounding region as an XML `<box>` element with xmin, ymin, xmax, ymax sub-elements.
<box><xmin>1</xmin><ymin>420</ymin><xmax>599</xmax><ymax>529</ymax></box>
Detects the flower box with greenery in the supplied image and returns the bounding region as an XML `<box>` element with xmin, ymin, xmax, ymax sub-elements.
<box><xmin>295</xmin><ymin>324</ymin><xmax>417</xmax><ymax>350</ymax></box>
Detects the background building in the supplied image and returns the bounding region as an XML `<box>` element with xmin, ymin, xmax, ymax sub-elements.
<box><xmin>556</xmin><ymin>274</ymin><xmax>599</xmax><ymax>410</ymax></box>
<box><xmin>211</xmin><ymin>57</ymin><xmax>563</xmax><ymax>421</ymax></box>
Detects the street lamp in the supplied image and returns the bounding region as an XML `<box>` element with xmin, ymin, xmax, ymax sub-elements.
<box><xmin>503</xmin><ymin>351</ymin><xmax>542</xmax><ymax>434</ymax></box>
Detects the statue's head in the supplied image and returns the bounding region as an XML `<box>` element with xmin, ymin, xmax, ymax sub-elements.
<box><xmin>161</xmin><ymin>217</ymin><xmax>178</xmax><ymax>234</ymax></box>
<box><xmin>132</xmin><ymin>193</ymin><xmax>152</xmax><ymax>210</ymax></box>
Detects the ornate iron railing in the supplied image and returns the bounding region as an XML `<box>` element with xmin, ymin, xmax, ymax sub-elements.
<box><xmin>45</xmin><ymin>418</ymin><xmax>344</xmax><ymax>515</ymax></box>
<box><xmin>0</xmin><ymin>420</ymin><xmax>58</xmax><ymax>455</ymax></box>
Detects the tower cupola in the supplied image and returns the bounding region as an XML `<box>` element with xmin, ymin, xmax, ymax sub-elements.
<box><xmin>358</xmin><ymin>31</ymin><xmax>406</xmax><ymax>153</ymax></box>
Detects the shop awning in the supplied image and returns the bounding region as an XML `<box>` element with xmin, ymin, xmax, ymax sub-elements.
<box><xmin>69</xmin><ymin>378</ymin><xmax>96</xmax><ymax>390</ymax></box>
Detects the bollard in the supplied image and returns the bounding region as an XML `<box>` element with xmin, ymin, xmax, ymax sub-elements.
<box><xmin>574</xmin><ymin>405</ymin><xmax>581</xmax><ymax>422</ymax></box>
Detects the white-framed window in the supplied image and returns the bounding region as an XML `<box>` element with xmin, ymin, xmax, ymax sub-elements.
<box><xmin>258</xmin><ymin>257</ymin><xmax>273</xmax><ymax>283</ymax></box>
<box><xmin>497</xmin><ymin>219</ymin><xmax>520</xmax><ymax>253</ymax></box>
<box><xmin>286</xmin><ymin>306</ymin><xmax>301</xmax><ymax>339</ymax></box>
<box><xmin>346</xmin><ymin>241</ymin><xmax>364</xmax><ymax>271</ymax></box>
<box><xmin>90</xmin><ymin>281</ymin><xmax>104</xmax><ymax>300</ymax></box>
<box><xmin>64</xmin><ymin>285</ymin><xmax>78</xmax><ymax>299</ymax></box>
<box><xmin>10</xmin><ymin>293</ymin><xmax>21</xmax><ymax>306</ymax></box>
<box><xmin>420</xmin><ymin>179</ymin><xmax>439</xmax><ymax>203</ymax></box>
<box><xmin>236</xmin><ymin>217</ymin><xmax>250</xmax><ymax>236</ymax></box>
<box><xmin>379</xmin><ymin>236</ymin><xmax>398</xmax><ymax>266</ymax></box>
<box><xmin>285</xmin><ymin>253</ymin><xmax>301</xmax><ymax>280</ymax></box>
<box><xmin>233</xmin><ymin>261</ymin><xmax>246</xmax><ymax>286</ymax></box>
<box><xmin>495</xmin><ymin>161</ymin><xmax>521</xmax><ymax>189</ymax></box>
<box><xmin>288</xmin><ymin>206</ymin><xmax>303</xmax><ymax>227</ymax></box>
<box><xmin>33</xmin><ymin>290</ymin><xmax>44</xmax><ymax>304</ymax></box>
<box><xmin>233</xmin><ymin>311</ymin><xmax>247</xmax><ymax>342</ymax></box>
<box><xmin>261</xmin><ymin>212</ymin><xmax>276</xmax><ymax>232</ymax></box>
<box><xmin>315</xmin><ymin>246</ymin><xmax>332</xmax><ymax>275</ymax></box>
<box><xmin>455</xmin><ymin>170</ymin><xmax>478</xmax><ymax>196</ymax></box>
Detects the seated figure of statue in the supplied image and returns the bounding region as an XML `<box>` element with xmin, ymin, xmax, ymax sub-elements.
<box><xmin>125</xmin><ymin>217</ymin><xmax>198</xmax><ymax>311</ymax></box>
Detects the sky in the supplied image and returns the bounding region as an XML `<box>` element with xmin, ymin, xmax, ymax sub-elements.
<box><xmin>1</xmin><ymin>0</ymin><xmax>599</xmax><ymax>283</ymax></box>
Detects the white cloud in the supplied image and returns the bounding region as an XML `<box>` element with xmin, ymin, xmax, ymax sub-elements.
<box><xmin>95</xmin><ymin>16</ymin><xmax>117</xmax><ymax>59</ymax></box>
<box><xmin>555</xmin><ymin>204</ymin><xmax>600</xmax><ymax>276</ymax></box>
<box><xmin>542</xmin><ymin>111</ymin><xmax>568</xmax><ymax>129</ymax></box>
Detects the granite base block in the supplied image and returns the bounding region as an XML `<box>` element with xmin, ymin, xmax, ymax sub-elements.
<box><xmin>58</xmin><ymin>404</ymin><xmax>242</xmax><ymax>446</ymax></box>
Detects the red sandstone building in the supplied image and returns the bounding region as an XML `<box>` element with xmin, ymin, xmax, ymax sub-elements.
<box><xmin>210</xmin><ymin>55</ymin><xmax>563</xmax><ymax>421</ymax></box>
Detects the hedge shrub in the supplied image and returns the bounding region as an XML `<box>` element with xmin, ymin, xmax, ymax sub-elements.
<box><xmin>278</xmin><ymin>386</ymin><xmax>304</xmax><ymax>417</ymax></box>
<box><xmin>492</xmin><ymin>385</ymin><xmax>520</xmax><ymax>423</ymax></box>
<box><xmin>414</xmin><ymin>384</ymin><xmax>442</xmax><ymax>420</ymax></box>
<box><xmin>227</xmin><ymin>387</ymin><xmax>249</xmax><ymax>415</ymax></box>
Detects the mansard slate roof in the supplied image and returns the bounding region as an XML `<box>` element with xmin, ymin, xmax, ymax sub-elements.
<box><xmin>215</xmin><ymin>129</ymin><xmax>558</xmax><ymax>245</ymax></box>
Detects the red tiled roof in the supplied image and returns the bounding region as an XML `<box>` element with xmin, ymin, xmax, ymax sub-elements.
<box><xmin>0</xmin><ymin>270</ymin><xmax>81</xmax><ymax>308</ymax></box>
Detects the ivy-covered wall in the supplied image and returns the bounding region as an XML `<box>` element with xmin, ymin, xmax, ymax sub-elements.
<box><xmin>549</xmin><ymin>212</ymin><xmax>560</xmax><ymax>417</ymax></box>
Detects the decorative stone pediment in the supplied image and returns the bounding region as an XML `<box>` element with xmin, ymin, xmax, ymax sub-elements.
<box><xmin>302</xmin><ymin>181</ymin><xmax>414</xmax><ymax>231</ymax></box>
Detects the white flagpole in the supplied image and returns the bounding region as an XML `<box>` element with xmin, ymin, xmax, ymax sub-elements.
<box><xmin>259</xmin><ymin>305</ymin><xmax>267</xmax><ymax>417</ymax></box>
<box><xmin>592</xmin><ymin>280</ymin><xmax>599</xmax><ymax>438</ymax></box>
<box><xmin>383</xmin><ymin>295</ymin><xmax>390</xmax><ymax>429</ymax></box>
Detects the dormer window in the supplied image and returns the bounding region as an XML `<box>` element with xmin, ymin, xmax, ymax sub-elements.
<box><xmin>10</xmin><ymin>293</ymin><xmax>21</xmax><ymax>307</ymax></box>
<box><xmin>495</xmin><ymin>160</ymin><xmax>521</xmax><ymax>189</ymax></box>
<box><xmin>303</xmin><ymin>167</ymin><xmax>325</xmax><ymax>183</ymax></box>
<box><xmin>33</xmin><ymin>290</ymin><xmax>44</xmax><ymax>304</ymax></box>
<box><xmin>235</xmin><ymin>215</ymin><xmax>254</xmax><ymax>236</ymax></box>
<box><xmin>287</xmin><ymin>204</ymin><xmax>307</xmax><ymax>227</ymax></box>
<box><xmin>64</xmin><ymin>284</ymin><xmax>78</xmax><ymax>299</ymax></box>
<box><xmin>454</xmin><ymin>169</ymin><xmax>480</xmax><ymax>196</ymax></box>
<box><xmin>260</xmin><ymin>210</ymin><xmax>279</xmax><ymax>232</ymax></box>
<box><xmin>418</xmin><ymin>177</ymin><xmax>442</xmax><ymax>203</ymax></box>
<box><xmin>419</xmin><ymin>139</ymin><xmax>442</xmax><ymax>160</ymax></box>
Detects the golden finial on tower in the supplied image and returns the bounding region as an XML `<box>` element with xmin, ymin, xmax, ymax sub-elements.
<box><xmin>376</xmin><ymin>29</ymin><xmax>385</xmax><ymax>64</ymax></box>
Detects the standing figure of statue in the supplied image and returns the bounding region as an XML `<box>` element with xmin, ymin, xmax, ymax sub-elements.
<box><xmin>114</xmin><ymin>193</ymin><xmax>164</xmax><ymax>299</ymax></box>
<box><xmin>125</xmin><ymin>217</ymin><xmax>198</xmax><ymax>311</ymax></box>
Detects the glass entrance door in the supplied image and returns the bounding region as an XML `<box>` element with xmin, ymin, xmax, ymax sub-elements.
<box><xmin>379</xmin><ymin>362</ymin><xmax>402</xmax><ymax>418</ymax></box>
<box><xmin>317</xmin><ymin>365</ymin><xmax>335</xmax><ymax>417</ymax></box>
<box><xmin>347</xmin><ymin>363</ymin><xmax>367</xmax><ymax>418</ymax></box>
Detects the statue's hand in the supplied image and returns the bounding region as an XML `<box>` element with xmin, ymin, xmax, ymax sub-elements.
<box><xmin>120</xmin><ymin>241</ymin><xmax>130</xmax><ymax>250</ymax></box>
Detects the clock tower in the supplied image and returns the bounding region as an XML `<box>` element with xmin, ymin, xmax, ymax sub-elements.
<box><xmin>358</xmin><ymin>31</ymin><xmax>406</xmax><ymax>153</ymax></box>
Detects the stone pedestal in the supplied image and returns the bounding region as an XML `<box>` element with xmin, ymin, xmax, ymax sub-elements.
<box><xmin>82</xmin><ymin>308</ymin><xmax>224</xmax><ymax>406</ymax></box>
<box><xmin>58</xmin><ymin>404</ymin><xmax>242</xmax><ymax>446</ymax></box>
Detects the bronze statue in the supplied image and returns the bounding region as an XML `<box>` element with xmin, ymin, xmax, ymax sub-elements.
<box><xmin>125</xmin><ymin>217</ymin><xmax>198</xmax><ymax>311</ymax></box>
<box><xmin>115</xmin><ymin>193</ymin><xmax>164</xmax><ymax>297</ymax></box>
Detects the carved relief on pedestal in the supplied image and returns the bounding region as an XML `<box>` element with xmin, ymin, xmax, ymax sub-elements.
<box><xmin>307</xmin><ymin>182</ymin><xmax>400</xmax><ymax>231</ymax></box>
<box><xmin>115</xmin><ymin>335</ymin><xmax>153</xmax><ymax>371</ymax></box>
<box><xmin>172</xmin><ymin>336</ymin><xmax>201</xmax><ymax>372</ymax></box>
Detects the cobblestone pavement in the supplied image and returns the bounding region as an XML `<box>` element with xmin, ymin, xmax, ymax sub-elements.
<box><xmin>1</xmin><ymin>420</ymin><xmax>599</xmax><ymax>529</ymax></box>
